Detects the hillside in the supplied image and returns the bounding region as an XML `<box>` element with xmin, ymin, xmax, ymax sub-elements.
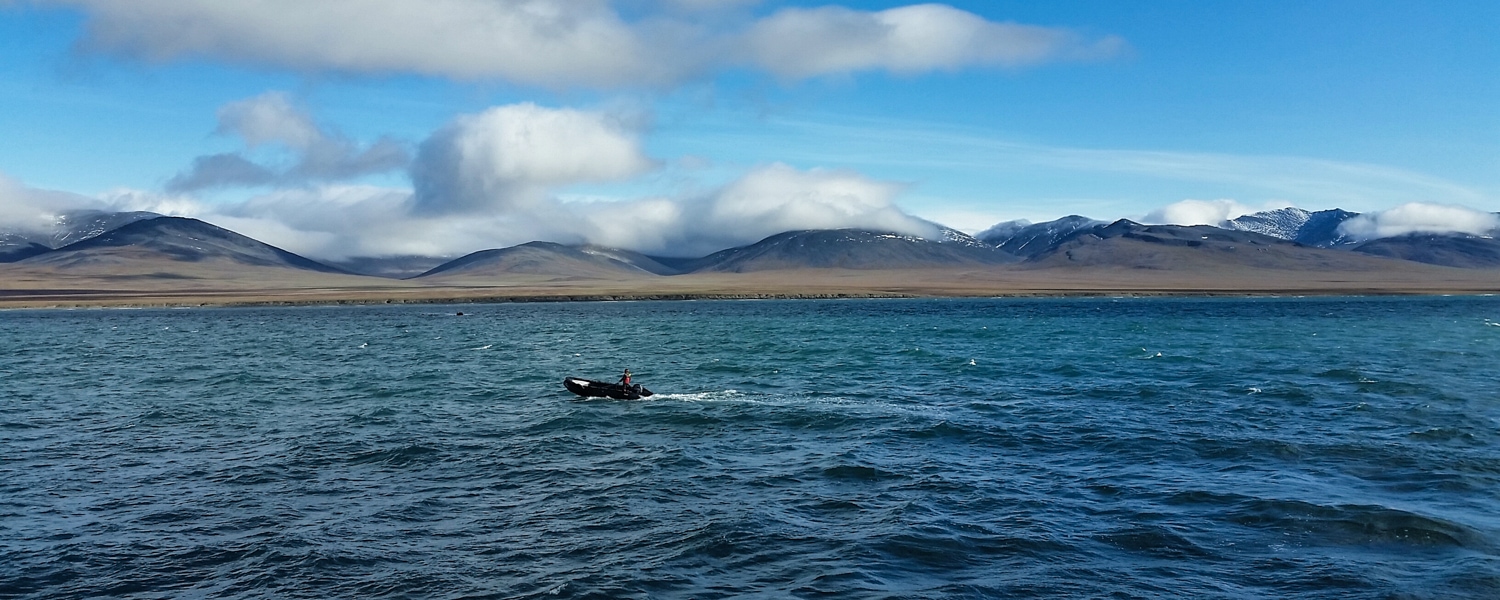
<box><xmin>19</xmin><ymin>216</ymin><xmax>347</xmax><ymax>275</ymax></box>
<box><xmin>671</xmin><ymin>229</ymin><xmax>1017</xmax><ymax>273</ymax></box>
<box><xmin>416</xmin><ymin>242</ymin><xmax>676</xmax><ymax>280</ymax></box>
<box><xmin>1352</xmin><ymin>234</ymin><xmax>1500</xmax><ymax>269</ymax></box>
<box><xmin>1023</xmin><ymin>220</ymin><xmax>1421</xmax><ymax>272</ymax></box>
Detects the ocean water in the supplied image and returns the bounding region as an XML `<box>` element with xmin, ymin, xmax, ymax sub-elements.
<box><xmin>2</xmin><ymin>297</ymin><xmax>1499</xmax><ymax>599</ymax></box>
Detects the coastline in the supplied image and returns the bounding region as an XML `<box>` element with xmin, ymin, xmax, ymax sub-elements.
<box><xmin>3</xmin><ymin>266</ymin><xmax>1498</xmax><ymax>309</ymax></box>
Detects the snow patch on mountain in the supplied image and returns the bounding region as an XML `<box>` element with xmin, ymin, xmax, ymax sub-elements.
<box><xmin>1224</xmin><ymin>207</ymin><xmax>1312</xmax><ymax>240</ymax></box>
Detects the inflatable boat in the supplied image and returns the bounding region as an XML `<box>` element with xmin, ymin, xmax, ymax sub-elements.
<box><xmin>564</xmin><ymin>377</ymin><xmax>654</xmax><ymax>400</ymax></box>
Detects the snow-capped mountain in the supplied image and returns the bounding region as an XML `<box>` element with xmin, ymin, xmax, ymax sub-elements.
<box><xmin>0</xmin><ymin>209</ymin><xmax>161</xmax><ymax>262</ymax></box>
<box><xmin>935</xmin><ymin>226</ymin><xmax>993</xmax><ymax>248</ymax></box>
<box><xmin>1223</xmin><ymin>208</ymin><xmax>1358</xmax><ymax>247</ymax></box>
<box><xmin>981</xmin><ymin>216</ymin><xmax>1104</xmax><ymax>258</ymax></box>
<box><xmin>975</xmin><ymin>220</ymin><xmax>1031</xmax><ymax>246</ymax></box>
<box><xmin>50</xmin><ymin>210</ymin><xmax>162</xmax><ymax>248</ymax></box>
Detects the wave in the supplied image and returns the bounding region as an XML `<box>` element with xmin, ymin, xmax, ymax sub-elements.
<box><xmin>346</xmin><ymin>444</ymin><xmax>443</xmax><ymax>468</ymax></box>
<box><xmin>1226</xmin><ymin>498</ymin><xmax>1484</xmax><ymax>549</ymax></box>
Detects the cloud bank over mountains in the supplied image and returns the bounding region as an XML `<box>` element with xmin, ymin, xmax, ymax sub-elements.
<box><xmin>3</xmin><ymin>92</ymin><xmax>1493</xmax><ymax>261</ymax></box>
<box><xmin>48</xmin><ymin>0</ymin><xmax>1123</xmax><ymax>87</ymax></box>
<box><xmin>1337</xmin><ymin>203</ymin><xmax>1500</xmax><ymax>241</ymax></box>
<box><xmin>1140</xmin><ymin>198</ymin><xmax>1499</xmax><ymax>241</ymax></box>
<box><xmin>1142</xmin><ymin>199</ymin><xmax>1289</xmax><ymax>227</ymax></box>
<box><xmin>4</xmin><ymin>96</ymin><xmax>936</xmax><ymax>259</ymax></box>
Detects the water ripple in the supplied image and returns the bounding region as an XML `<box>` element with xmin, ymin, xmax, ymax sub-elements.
<box><xmin>2</xmin><ymin>297</ymin><xmax>1498</xmax><ymax>598</ymax></box>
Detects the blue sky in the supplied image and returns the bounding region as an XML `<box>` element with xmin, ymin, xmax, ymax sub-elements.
<box><xmin>0</xmin><ymin>1</ymin><xmax>1495</xmax><ymax>258</ymax></box>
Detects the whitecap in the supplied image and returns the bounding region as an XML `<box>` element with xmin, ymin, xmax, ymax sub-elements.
<box><xmin>358</xmin><ymin>342</ymin><xmax>368</xmax><ymax>348</ymax></box>
<box><xmin>472</xmin><ymin>344</ymin><xmax>493</xmax><ymax>350</ymax></box>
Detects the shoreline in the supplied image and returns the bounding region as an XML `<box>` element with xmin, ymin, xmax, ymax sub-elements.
<box><xmin>4</xmin><ymin>265</ymin><xmax>1497</xmax><ymax>310</ymax></box>
<box><xmin>3</xmin><ymin>287</ymin><xmax>1497</xmax><ymax>310</ymax></box>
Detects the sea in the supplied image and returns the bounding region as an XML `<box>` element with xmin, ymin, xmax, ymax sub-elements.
<box><xmin>2</xmin><ymin>296</ymin><xmax>1498</xmax><ymax>599</ymax></box>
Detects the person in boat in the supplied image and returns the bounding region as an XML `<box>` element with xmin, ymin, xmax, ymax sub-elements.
<box><xmin>619</xmin><ymin>369</ymin><xmax>632</xmax><ymax>386</ymax></box>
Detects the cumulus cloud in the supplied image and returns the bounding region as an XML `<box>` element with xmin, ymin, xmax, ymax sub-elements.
<box><xmin>742</xmin><ymin>4</ymin><xmax>1125</xmax><ymax>78</ymax></box>
<box><xmin>576</xmin><ymin>163</ymin><xmax>935</xmax><ymax>256</ymax></box>
<box><xmin>166</xmin><ymin>92</ymin><xmax>409</xmax><ymax>192</ymax></box>
<box><xmin>48</xmin><ymin>0</ymin><xmax>1122</xmax><ymax>87</ymax></box>
<box><xmin>53</xmin><ymin>0</ymin><xmax>691</xmax><ymax>88</ymax></box>
<box><xmin>1142</xmin><ymin>199</ymin><xmax>1288</xmax><ymax>226</ymax></box>
<box><xmin>411</xmin><ymin>103</ymin><xmax>656</xmax><ymax>215</ymax></box>
<box><xmin>1338</xmin><ymin>202</ymin><xmax>1500</xmax><ymax>241</ymax></box>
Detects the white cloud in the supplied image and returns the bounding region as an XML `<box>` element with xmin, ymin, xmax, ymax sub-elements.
<box><xmin>1338</xmin><ymin>202</ymin><xmax>1500</xmax><ymax>241</ymax></box>
<box><xmin>0</xmin><ymin>171</ymin><xmax>209</xmax><ymax>244</ymax></box>
<box><xmin>90</xmin><ymin>183</ymin><xmax>564</xmax><ymax>260</ymax></box>
<box><xmin>410</xmin><ymin>103</ymin><xmax>656</xmax><ymax>215</ymax></box>
<box><xmin>697</xmin><ymin>162</ymin><xmax>929</xmax><ymax>242</ymax></box>
<box><xmin>48</xmin><ymin>1</ymin><xmax>1121</xmax><ymax>87</ymax></box>
<box><xmin>1141</xmin><ymin>199</ymin><xmax>1289</xmax><ymax>226</ymax></box>
<box><xmin>95</xmin><ymin>188</ymin><xmax>204</xmax><ymax>216</ymax></box>
<box><xmin>0</xmin><ymin>173</ymin><xmax>99</xmax><ymax>234</ymax></box>
<box><xmin>577</xmin><ymin>163</ymin><xmax>936</xmax><ymax>255</ymax></box>
<box><xmin>173</xmin><ymin>161</ymin><xmax>935</xmax><ymax>260</ymax></box>
<box><xmin>655</xmin><ymin>0</ymin><xmax>762</xmax><ymax>11</ymax></box>
<box><xmin>743</xmin><ymin>4</ymin><xmax>1124</xmax><ymax>78</ymax></box>
<box><xmin>216</xmin><ymin>91</ymin><xmax>322</xmax><ymax>149</ymax></box>
<box><xmin>167</xmin><ymin>92</ymin><xmax>409</xmax><ymax>192</ymax></box>
<box><xmin>52</xmin><ymin>0</ymin><xmax>691</xmax><ymax>88</ymax></box>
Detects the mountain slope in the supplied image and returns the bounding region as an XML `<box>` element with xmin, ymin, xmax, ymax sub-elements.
<box><xmin>1351</xmin><ymin>234</ymin><xmax>1500</xmax><ymax>269</ymax></box>
<box><xmin>0</xmin><ymin>241</ymin><xmax>51</xmax><ymax>263</ymax></box>
<box><xmin>20</xmin><ymin>216</ymin><xmax>346</xmax><ymax>275</ymax></box>
<box><xmin>49</xmin><ymin>210</ymin><xmax>162</xmax><ymax>248</ymax></box>
<box><xmin>988</xmin><ymin>216</ymin><xmax>1104</xmax><ymax>258</ymax></box>
<box><xmin>1225</xmin><ymin>208</ymin><xmax>1358</xmax><ymax>247</ymax></box>
<box><xmin>677</xmin><ymin>229</ymin><xmax>1017</xmax><ymax>273</ymax></box>
<box><xmin>1</xmin><ymin>209</ymin><xmax>162</xmax><ymax>262</ymax></box>
<box><xmin>416</xmin><ymin>242</ymin><xmax>676</xmax><ymax>280</ymax></box>
<box><xmin>1025</xmin><ymin>220</ymin><xmax>1415</xmax><ymax>271</ymax></box>
<box><xmin>975</xmin><ymin>220</ymin><xmax>1030</xmax><ymax>246</ymax></box>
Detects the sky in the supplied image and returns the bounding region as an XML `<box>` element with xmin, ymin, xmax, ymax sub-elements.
<box><xmin>0</xmin><ymin>0</ymin><xmax>1496</xmax><ymax>259</ymax></box>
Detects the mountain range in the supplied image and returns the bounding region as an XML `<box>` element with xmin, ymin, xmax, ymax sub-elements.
<box><xmin>1</xmin><ymin>208</ymin><xmax>1497</xmax><ymax>301</ymax></box>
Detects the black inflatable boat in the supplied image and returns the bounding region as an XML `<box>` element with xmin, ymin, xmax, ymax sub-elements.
<box><xmin>564</xmin><ymin>377</ymin><xmax>654</xmax><ymax>400</ymax></box>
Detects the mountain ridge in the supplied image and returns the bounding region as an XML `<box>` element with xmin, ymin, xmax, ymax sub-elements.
<box><xmin>19</xmin><ymin>216</ymin><xmax>348</xmax><ymax>275</ymax></box>
<box><xmin>667</xmin><ymin>228</ymin><xmax>1018</xmax><ymax>273</ymax></box>
<box><xmin>416</xmin><ymin>241</ymin><xmax>676</xmax><ymax>280</ymax></box>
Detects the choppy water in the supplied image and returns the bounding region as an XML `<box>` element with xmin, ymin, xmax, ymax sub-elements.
<box><xmin>3</xmin><ymin>297</ymin><xmax>1499</xmax><ymax>599</ymax></box>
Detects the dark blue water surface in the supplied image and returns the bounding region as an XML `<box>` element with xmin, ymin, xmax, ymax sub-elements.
<box><xmin>3</xmin><ymin>297</ymin><xmax>1499</xmax><ymax>599</ymax></box>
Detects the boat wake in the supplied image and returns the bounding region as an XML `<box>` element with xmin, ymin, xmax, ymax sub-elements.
<box><xmin>655</xmin><ymin>390</ymin><xmax>744</xmax><ymax>402</ymax></box>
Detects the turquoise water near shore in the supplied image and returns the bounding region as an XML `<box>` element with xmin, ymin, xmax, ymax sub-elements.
<box><xmin>3</xmin><ymin>297</ymin><xmax>1499</xmax><ymax>598</ymax></box>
